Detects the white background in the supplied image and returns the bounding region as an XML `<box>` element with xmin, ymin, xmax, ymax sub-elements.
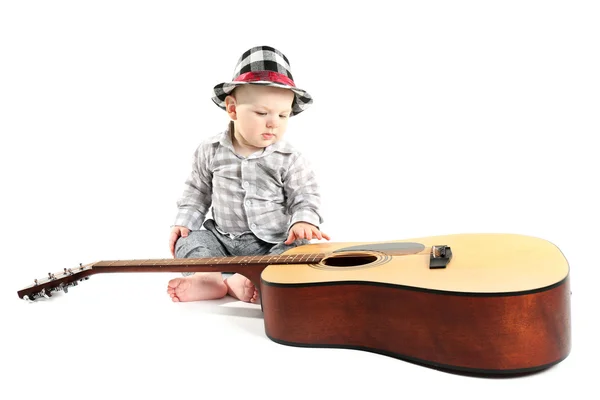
<box><xmin>1</xmin><ymin>1</ymin><xmax>598</xmax><ymax>399</ymax></box>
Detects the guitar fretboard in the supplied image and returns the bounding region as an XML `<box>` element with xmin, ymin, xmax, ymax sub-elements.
<box><xmin>93</xmin><ymin>253</ymin><xmax>327</xmax><ymax>268</ymax></box>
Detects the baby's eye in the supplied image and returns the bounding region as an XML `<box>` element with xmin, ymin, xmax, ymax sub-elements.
<box><xmin>279</xmin><ymin>115</ymin><xmax>289</xmax><ymax>118</ymax></box>
<box><xmin>255</xmin><ymin>112</ymin><xmax>267</xmax><ymax>116</ymax></box>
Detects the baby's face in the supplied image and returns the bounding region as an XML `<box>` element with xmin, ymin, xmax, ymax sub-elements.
<box><xmin>231</xmin><ymin>85</ymin><xmax>294</xmax><ymax>152</ymax></box>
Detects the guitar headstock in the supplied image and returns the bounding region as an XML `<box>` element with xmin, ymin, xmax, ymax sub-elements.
<box><xmin>17</xmin><ymin>262</ymin><xmax>96</xmax><ymax>301</ymax></box>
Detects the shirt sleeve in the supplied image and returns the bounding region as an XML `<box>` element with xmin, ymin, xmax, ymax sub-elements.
<box><xmin>173</xmin><ymin>143</ymin><xmax>213</xmax><ymax>230</ymax></box>
<box><xmin>283</xmin><ymin>152</ymin><xmax>324</xmax><ymax>230</ymax></box>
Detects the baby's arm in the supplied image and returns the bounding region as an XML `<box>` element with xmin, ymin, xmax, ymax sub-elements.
<box><xmin>170</xmin><ymin>144</ymin><xmax>213</xmax><ymax>254</ymax></box>
<box><xmin>282</xmin><ymin>153</ymin><xmax>329</xmax><ymax>244</ymax></box>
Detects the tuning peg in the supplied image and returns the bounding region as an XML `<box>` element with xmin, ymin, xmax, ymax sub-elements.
<box><xmin>23</xmin><ymin>295</ymin><xmax>34</xmax><ymax>303</ymax></box>
<box><xmin>56</xmin><ymin>283</ymin><xmax>70</xmax><ymax>294</ymax></box>
<box><xmin>34</xmin><ymin>279</ymin><xmax>39</xmax><ymax>285</ymax></box>
<box><xmin>38</xmin><ymin>289</ymin><xmax>51</xmax><ymax>299</ymax></box>
<box><xmin>48</xmin><ymin>272</ymin><xmax>56</xmax><ymax>280</ymax></box>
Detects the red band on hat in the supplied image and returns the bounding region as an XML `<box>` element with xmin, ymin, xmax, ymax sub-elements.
<box><xmin>234</xmin><ymin>71</ymin><xmax>296</xmax><ymax>87</ymax></box>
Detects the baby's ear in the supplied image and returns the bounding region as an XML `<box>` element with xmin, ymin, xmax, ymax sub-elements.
<box><xmin>224</xmin><ymin>95</ymin><xmax>237</xmax><ymax>119</ymax></box>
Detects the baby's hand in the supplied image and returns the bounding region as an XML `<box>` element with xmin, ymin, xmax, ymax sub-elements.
<box><xmin>285</xmin><ymin>222</ymin><xmax>330</xmax><ymax>245</ymax></box>
<box><xmin>170</xmin><ymin>226</ymin><xmax>190</xmax><ymax>257</ymax></box>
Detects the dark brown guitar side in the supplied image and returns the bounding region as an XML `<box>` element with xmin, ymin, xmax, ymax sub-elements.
<box><xmin>261</xmin><ymin>279</ymin><xmax>570</xmax><ymax>375</ymax></box>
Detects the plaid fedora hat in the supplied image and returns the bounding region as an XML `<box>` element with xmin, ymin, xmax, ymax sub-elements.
<box><xmin>212</xmin><ymin>46</ymin><xmax>313</xmax><ymax>116</ymax></box>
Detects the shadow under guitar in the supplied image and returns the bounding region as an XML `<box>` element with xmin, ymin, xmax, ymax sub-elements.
<box><xmin>182</xmin><ymin>295</ymin><xmax>264</xmax><ymax>319</ymax></box>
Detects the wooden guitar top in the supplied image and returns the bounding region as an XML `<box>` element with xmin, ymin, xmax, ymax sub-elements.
<box><xmin>261</xmin><ymin>233</ymin><xmax>568</xmax><ymax>294</ymax></box>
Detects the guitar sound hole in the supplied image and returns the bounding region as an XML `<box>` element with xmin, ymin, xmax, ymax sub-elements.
<box><xmin>322</xmin><ymin>255</ymin><xmax>378</xmax><ymax>267</ymax></box>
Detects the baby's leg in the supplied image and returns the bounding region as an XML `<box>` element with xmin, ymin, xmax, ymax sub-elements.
<box><xmin>166</xmin><ymin>230</ymin><xmax>228</xmax><ymax>302</ymax></box>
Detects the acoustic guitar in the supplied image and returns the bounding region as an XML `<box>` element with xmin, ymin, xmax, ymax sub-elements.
<box><xmin>17</xmin><ymin>233</ymin><xmax>571</xmax><ymax>375</ymax></box>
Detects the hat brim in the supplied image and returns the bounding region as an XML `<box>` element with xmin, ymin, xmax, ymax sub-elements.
<box><xmin>212</xmin><ymin>81</ymin><xmax>312</xmax><ymax>116</ymax></box>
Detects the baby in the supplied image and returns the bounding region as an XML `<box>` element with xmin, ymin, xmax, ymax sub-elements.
<box><xmin>166</xmin><ymin>46</ymin><xmax>329</xmax><ymax>304</ymax></box>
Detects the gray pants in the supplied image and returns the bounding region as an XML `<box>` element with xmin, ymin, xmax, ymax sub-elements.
<box><xmin>174</xmin><ymin>219</ymin><xmax>309</xmax><ymax>278</ymax></box>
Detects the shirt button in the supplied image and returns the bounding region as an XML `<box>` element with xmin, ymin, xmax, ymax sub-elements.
<box><xmin>246</xmin><ymin>200</ymin><xmax>251</xmax><ymax>206</ymax></box>
<box><xmin>243</xmin><ymin>181</ymin><xmax>249</xmax><ymax>188</ymax></box>
<box><xmin>251</xmin><ymin>223</ymin><xmax>257</xmax><ymax>229</ymax></box>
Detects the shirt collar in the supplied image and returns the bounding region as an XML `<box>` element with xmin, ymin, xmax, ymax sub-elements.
<box><xmin>214</xmin><ymin>122</ymin><xmax>294</xmax><ymax>159</ymax></box>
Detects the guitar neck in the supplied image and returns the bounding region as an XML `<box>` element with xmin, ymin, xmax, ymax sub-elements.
<box><xmin>17</xmin><ymin>252</ymin><xmax>332</xmax><ymax>300</ymax></box>
<box><xmin>16</xmin><ymin>240</ymin><xmax>449</xmax><ymax>301</ymax></box>
<box><xmin>92</xmin><ymin>253</ymin><xmax>328</xmax><ymax>274</ymax></box>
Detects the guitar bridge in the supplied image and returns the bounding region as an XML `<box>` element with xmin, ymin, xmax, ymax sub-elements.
<box><xmin>429</xmin><ymin>245</ymin><xmax>451</xmax><ymax>269</ymax></box>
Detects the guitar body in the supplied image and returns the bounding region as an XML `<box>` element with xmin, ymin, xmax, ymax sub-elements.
<box><xmin>260</xmin><ymin>233</ymin><xmax>571</xmax><ymax>375</ymax></box>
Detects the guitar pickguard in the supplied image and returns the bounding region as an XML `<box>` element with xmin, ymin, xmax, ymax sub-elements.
<box><xmin>334</xmin><ymin>242</ymin><xmax>425</xmax><ymax>256</ymax></box>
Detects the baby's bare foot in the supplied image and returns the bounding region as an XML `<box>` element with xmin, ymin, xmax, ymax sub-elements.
<box><xmin>167</xmin><ymin>273</ymin><xmax>227</xmax><ymax>302</ymax></box>
<box><xmin>225</xmin><ymin>273</ymin><xmax>260</xmax><ymax>303</ymax></box>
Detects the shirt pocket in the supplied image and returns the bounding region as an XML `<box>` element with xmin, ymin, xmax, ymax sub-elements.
<box><xmin>255</xmin><ymin>162</ymin><xmax>285</xmax><ymax>202</ymax></box>
<box><xmin>212</xmin><ymin>163</ymin><xmax>242</xmax><ymax>192</ymax></box>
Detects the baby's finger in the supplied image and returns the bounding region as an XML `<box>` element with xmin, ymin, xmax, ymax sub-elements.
<box><xmin>296</xmin><ymin>228</ymin><xmax>306</xmax><ymax>240</ymax></box>
<box><xmin>284</xmin><ymin>230</ymin><xmax>295</xmax><ymax>245</ymax></box>
<box><xmin>313</xmin><ymin>229</ymin><xmax>323</xmax><ymax>240</ymax></box>
<box><xmin>169</xmin><ymin>232</ymin><xmax>179</xmax><ymax>257</ymax></box>
<box><xmin>304</xmin><ymin>227</ymin><xmax>313</xmax><ymax>241</ymax></box>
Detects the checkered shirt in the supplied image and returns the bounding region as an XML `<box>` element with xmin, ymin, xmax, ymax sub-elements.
<box><xmin>173</xmin><ymin>124</ymin><xmax>324</xmax><ymax>243</ymax></box>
